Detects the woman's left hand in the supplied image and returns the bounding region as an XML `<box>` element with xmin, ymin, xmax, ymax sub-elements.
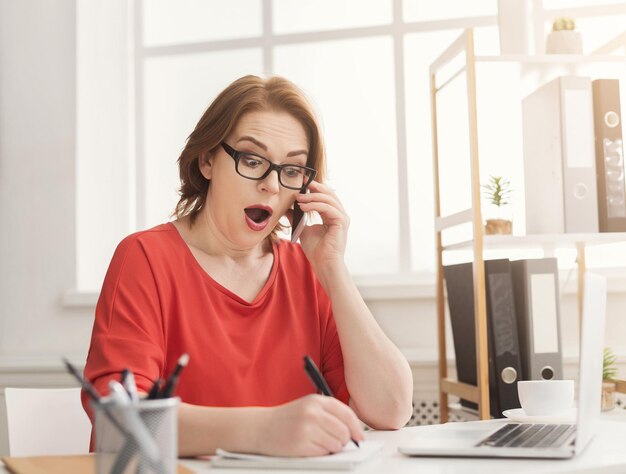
<box><xmin>294</xmin><ymin>181</ymin><xmax>349</xmax><ymax>270</ymax></box>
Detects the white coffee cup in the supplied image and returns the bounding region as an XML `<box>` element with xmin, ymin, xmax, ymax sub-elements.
<box><xmin>517</xmin><ymin>380</ymin><xmax>574</xmax><ymax>416</ymax></box>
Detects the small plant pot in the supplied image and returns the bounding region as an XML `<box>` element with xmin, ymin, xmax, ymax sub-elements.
<box><xmin>601</xmin><ymin>381</ymin><xmax>616</xmax><ymax>411</ymax></box>
<box><xmin>546</xmin><ymin>30</ymin><xmax>582</xmax><ymax>54</ymax></box>
<box><xmin>484</xmin><ymin>218</ymin><xmax>512</xmax><ymax>235</ymax></box>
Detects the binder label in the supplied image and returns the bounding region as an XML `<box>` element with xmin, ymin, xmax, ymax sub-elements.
<box><xmin>530</xmin><ymin>274</ymin><xmax>559</xmax><ymax>354</ymax></box>
<box><xmin>563</xmin><ymin>88</ymin><xmax>594</xmax><ymax>168</ymax></box>
<box><xmin>489</xmin><ymin>273</ymin><xmax>518</xmax><ymax>355</ymax></box>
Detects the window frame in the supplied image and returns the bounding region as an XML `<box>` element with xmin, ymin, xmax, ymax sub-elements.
<box><xmin>69</xmin><ymin>0</ymin><xmax>626</xmax><ymax>302</ymax></box>
<box><xmin>131</xmin><ymin>0</ymin><xmax>499</xmax><ymax>278</ymax></box>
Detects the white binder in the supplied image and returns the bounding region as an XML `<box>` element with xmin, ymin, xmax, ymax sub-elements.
<box><xmin>522</xmin><ymin>76</ymin><xmax>599</xmax><ymax>234</ymax></box>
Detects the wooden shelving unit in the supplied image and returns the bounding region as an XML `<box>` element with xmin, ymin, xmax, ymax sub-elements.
<box><xmin>430</xmin><ymin>28</ymin><xmax>626</xmax><ymax>423</ymax></box>
<box><xmin>431</xmin><ymin>27</ymin><xmax>490</xmax><ymax>422</ymax></box>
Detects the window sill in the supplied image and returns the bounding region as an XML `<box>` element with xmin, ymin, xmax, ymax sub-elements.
<box><xmin>61</xmin><ymin>289</ymin><xmax>99</xmax><ymax>308</ymax></box>
<box><xmin>0</xmin><ymin>355</ymin><xmax>84</xmax><ymax>373</ymax></box>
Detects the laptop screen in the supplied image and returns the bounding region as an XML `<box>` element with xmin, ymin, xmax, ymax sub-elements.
<box><xmin>575</xmin><ymin>272</ymin><xmax>607</xmax><ymax>454</ymax></box>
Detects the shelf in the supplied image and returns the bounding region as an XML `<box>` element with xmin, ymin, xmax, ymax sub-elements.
<box><xmin>443</xmin><ymin>233</ymin><xmax>626</xmax><ymax>251</ymax></box>
<box><xmin>474</xmin><ymin>54</ymin><xmax>626</xmax><ymax>64</ymax></box>
<box><xmin>435</xmin><ymin>209</ymin><xmax>472</xmax><ymax>232</ymax></box>
<box><xmin>448</xmin><ymin>403</ymin><xmax>480</xmax><ymax>422</ymax></box>
<box><xmin>430</xmin><ymin>27</ymin><xmax>626</xmax><ymax>424</ymax></box>
<box><xmin>441</xmin><ymin>378</ymin><xmax>480</xmax><ymax>403</ymax></box>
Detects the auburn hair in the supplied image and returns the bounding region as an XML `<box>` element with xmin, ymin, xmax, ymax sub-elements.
<box><xmin>174</xmin><ymin>75</ymin><xmax>326</xmax><ymax>238</ymax></box>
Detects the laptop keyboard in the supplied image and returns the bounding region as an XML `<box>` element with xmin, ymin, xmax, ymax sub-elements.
<box><xmin>477</xmin><ymin>423</ymin><xmax>576</xmax><ymax>448</ymax></box>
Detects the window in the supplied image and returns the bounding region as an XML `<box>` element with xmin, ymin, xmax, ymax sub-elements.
<box><xmin>273</xmin><ymin>36</ymin><xmax>399</xmax><ymax>273</ymax></box>
<box><xmin>75</xmin><ymin>0</ymin><xmax>626</xmax><ymax>294</ymax></box>
<box><xmin>142</xmin><ymin>49</ymin><xmax>265</xmax><ymax>227</ymax></box>
<box><xmin>142</xmin><ymin>0</ymin><xmax>263</xmax><ymax>46</ymax></box>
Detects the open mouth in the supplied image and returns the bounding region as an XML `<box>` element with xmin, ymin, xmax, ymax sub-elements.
<box><xmin>244</xmin><ymin>207</ymin><xmax>272</xmax><ymax>224</ymax></box>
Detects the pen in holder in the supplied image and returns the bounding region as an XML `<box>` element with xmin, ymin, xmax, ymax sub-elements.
<box><xmin>93</xmin><ymin>395</ymin><xmax>179</xmax><ymax>474</ymax></box>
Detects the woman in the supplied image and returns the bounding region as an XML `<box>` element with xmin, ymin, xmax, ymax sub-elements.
<box><xmin>83</xmin><ymin>75</ymin><xmax>413</xmax><ymax>457</ymax></box>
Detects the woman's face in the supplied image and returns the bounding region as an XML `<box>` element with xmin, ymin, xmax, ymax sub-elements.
<box><xmin>200</xmin><ymin>109</ymin><xmax>309</xmax><ymax>248</ymax></box>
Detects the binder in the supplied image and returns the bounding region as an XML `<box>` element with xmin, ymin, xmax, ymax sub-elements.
<box><xmin>522</xmin><ymin>76</ymin><xmax>599</xmax><ymax>234</ymax></box>
<box><xmin>444</xmin><ymin>260</ymin><xmax>523</xmax><ymax>417</ymax></box>
<box><xmin>484</xmin><ymin>259</ymin><xmax>523</xmax><ymax>414</ymax></box>
<box><xmin>592</xmin><ymin>79</ymin><xmax>626</xmax><ymax>232</ymax></box>
<box><xmin>443</xmin><ymin>262</ymin><xmax>491</xmax><ymax>415</ymax></box>
<box><xmin>510</xmin><ymin>258</ymin><xmax>563</xmax><ymax>381</ymax></box>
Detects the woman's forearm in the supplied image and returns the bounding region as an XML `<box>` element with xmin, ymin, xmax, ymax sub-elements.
<box><xmin>177</xmin><ymin>395</ymin><xmax>365</xmax><ymax>458</ymax></box>
<box><xmin>316</xmin><ymin>261</ymin><xmax>414</xmax><ymax>430</ymax></box>
<box><xmin>178</xmin><ymin>403</ymin><xmax>263</xmax><ymax>456</ymax></box>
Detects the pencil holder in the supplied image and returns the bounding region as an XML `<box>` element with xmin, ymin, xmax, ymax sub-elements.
<box><xmin>93</xmin><ymin>397</ymin><xmax>179</xmax><ymax>474</ymax></box>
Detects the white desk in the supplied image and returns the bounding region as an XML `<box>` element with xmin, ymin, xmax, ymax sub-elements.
<box><xmin>178</xmin><ymin>419</ymin><xmax>626</xmax><ymax>473</ymax></box>
<box><xmin>1</xmin><ymin>419</ymin><xmax>624</xmax><ymax>473</ymax></box>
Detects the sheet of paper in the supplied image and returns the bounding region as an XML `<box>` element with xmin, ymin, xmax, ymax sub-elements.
<box><xmin>211</xmin><ymin>440</ymin><xmax>383</xmax><ymax>470</ymax></box>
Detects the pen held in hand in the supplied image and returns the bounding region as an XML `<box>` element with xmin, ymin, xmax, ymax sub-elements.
<box><xmin>304</xmin><ymin>356</ymin><xmax>334</xmax><ymax>397</ymax></box>
<box><xmin>303</xmin><ymin>355</ymin><xmax>360</xmax><ymax>449</ymax></box>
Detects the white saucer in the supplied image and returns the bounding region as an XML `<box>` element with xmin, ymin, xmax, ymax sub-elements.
<box><xmin>502</xmin><ymin>408</ymin><xmax>577</xmax><ymax>424</ymax></box>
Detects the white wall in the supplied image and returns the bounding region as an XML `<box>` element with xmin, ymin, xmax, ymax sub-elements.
<box><xmin>0</xmin><ymin>0</ymin><xmax>94</xmax><ymax>453</ymax></box>
<box><xmin>0</xmin><ymin>0</ymin><xmax>94</xmax><ymax>356</ymax></box>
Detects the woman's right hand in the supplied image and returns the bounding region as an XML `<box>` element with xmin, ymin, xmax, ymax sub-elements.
<box><xmin>253</xmin><ymin>394</ymin><xmax>365</xmax><ymax>457</ymax></box>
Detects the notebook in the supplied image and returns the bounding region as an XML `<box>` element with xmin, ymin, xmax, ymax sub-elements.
<box><xmin>398</xmin><ymin>272</ymin><xmax>606</xmax><ymax>459</ymax></box>
<box><xmin>210</xmin><ymin>440</ymin><xmax>383</xmax><ymax>470</ymax></box>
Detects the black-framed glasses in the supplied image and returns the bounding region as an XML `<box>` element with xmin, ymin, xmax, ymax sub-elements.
<box><xmin>221</xmin><ymin>142</ymin><xmax>317</xmax><ymax>191</ymax></box>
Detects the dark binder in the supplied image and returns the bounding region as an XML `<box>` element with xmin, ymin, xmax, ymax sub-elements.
<box><xmin>443</xmin><ymin>262</ymin><xmax>490</xmax><ymax>415</ymax></box>
<box><xmin>443</xmin><ymin>260</ymin><xmax>522</xmax><ymax>417</ymax></box>
<box><xmin>484</xmin><ymin>259</ymin><xmax>522</xmax><ymax>414</ymax></box>
<box><xmin>510</xmin><ymin>258</ymin><xmax>563</xmax><ymax>381</ymax></box>
<box><xmin>592</xmin><ymin>78</ymin><xmax>626</xmax><ymax>232</ymax></box>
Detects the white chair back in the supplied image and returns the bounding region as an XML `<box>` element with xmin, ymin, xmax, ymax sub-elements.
<box><xmin>5</xmin><ymin>387</ymin><xmax>92</xmax><ymax>456</ymax></box>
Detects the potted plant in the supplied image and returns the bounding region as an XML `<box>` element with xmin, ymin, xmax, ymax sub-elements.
<box><xmin>602</xmin><ymin>347</ymin><xmax>618</xmax><ymax>411</ymax></box>
<box><xmin>481</xmin><ymin>175</ymin><xmax>512</xmax><ymax>235</ymax></box>
<box><xmin>546</xmin><ymin>17</ymin><xmax>583</xmax><ymax>54</ymax></box>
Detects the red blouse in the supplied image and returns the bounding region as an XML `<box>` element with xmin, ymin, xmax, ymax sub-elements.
<box><xmin>82</xmin><ymin>223</ymin><xmax>349</xmax><ymax>420</ymax></box>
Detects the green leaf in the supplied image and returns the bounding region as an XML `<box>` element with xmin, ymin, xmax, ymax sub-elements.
<box><xmin>481</xmin><ymin>175</ymin><xmax>513</xmax><ymax>208</ymax></box>
<box><xmin>603</xmin><ymin>347</ymin><xmax>618</xmax><ymax>381</ymax></box>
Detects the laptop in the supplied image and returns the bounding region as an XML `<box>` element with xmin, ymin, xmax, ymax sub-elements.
<box><xmin>399</xmin><ymin>272</ymin><xmax>606</xmax><ymax>459</ymax></box>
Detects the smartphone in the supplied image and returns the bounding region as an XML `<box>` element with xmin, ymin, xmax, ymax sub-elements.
<box><xmin>291</xmin><ymin>189</ymin><xmax>308</xmax><ymax>243</ymax></box>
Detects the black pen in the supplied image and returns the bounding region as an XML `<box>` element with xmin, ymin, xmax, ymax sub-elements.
<box><xmin>121</xmin><ymin>368</ymin><xmax>139</xmax><ymax>404</ymax></box>
<box><xmin>160</xmin><ymin>353</ymin><xmax>189</xmax><ymax>398</ymax></box>
<box><xmin>303</xmin><ymin>355</ymin><xmax>360</xmax><ymax>448</ymax></box>
<box><xmin>62</xmin><ymin>358</ymin><xmax>128</xmax><ymax>435</ymax></box>
<box><xmin>63</xmin><ymin>358</ymin><xmax>102</xmax><ymax>403</ymax></box>
<box><xmin>147</xmin><ymin>378</ymin><xmax>163</xmax><ymax>400</ymax></box>
<box><xmin>120</xmin><ymin>368</ymin><xmax>130</xmax><ymax>394</ymax></box>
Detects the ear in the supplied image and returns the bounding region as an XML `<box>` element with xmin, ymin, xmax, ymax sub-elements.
<box><xmin>198</xmin><ymin>150</ymin><xmax>215</xmax><ymax>180</ymax></box>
